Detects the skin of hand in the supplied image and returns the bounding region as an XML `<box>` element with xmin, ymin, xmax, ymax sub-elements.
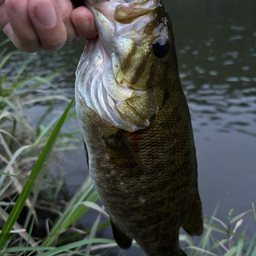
<box><xmin>0</xmin><ymin>0</ymin><xmax>98</xmax><ymax>53</ymax></box>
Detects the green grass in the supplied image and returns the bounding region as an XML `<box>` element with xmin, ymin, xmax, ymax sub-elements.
<box><xmin>0</xmin><ymin>43</ymin><xmax>255</xmax><ymax>256</ymax></box>
<box><xmin>0</xmin><ymin>98</ymin><xmax>74</xmax><ymax>248</ymax></box>
<box><xmin>0</xmin><ymin>43</ymin><xmax>114</xmax><ymax>255</ymax></box>
<box><xmin>180</xmin><ymin>204</ymin><xmax>256</xmax><ymax>256</ymax></box>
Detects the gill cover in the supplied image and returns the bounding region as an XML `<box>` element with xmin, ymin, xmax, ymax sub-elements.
<box><xmin>75</xmin><ymin>0</ymin><xmax>172</xmax><ymax>132</ymax></box>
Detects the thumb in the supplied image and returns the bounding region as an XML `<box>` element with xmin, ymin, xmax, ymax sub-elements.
<box><xmin>71</xmin><ymin>6</ymin><xmax>98</xmax><ymax>40</ymax></box>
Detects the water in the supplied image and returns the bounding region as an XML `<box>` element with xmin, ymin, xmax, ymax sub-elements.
<box><xmin>1</xmin><ymin>0</ymin><xmax>255</xmax><ymax>254</ymax></box>
<box><xmin>169</xmin><ymin>0</ymin><xmax>256</xmax><ymax>220</ymax></box>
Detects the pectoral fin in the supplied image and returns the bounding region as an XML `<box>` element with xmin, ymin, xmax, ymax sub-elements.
<box><xmin>182</xmin><ymin>190</ymin><xmax>203</xmax><ymax>236</ymax></box>
<box><xmin>103</xmin><ymin>130</ymin><xmax>147</xmax><ymax>174</ymax></box>
<box><xmin>110</xmin><ymin>219</ymin><xmax>132</xmax><ymax>249</ymax></box>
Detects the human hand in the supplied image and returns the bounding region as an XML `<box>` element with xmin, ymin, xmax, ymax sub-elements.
<box><xmin>0</xmin><ymin>0</ymin><xmax>98</xmax><ymax>53</ymax></box>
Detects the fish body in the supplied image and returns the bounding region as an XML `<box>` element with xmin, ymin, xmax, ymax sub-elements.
<box><xmin>75</xmin><ymin>0</ymin><xmax>203</xmax><ymax>255</ymax></box>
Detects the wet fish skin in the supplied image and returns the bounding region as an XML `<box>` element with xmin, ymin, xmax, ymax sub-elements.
<box><xmin>75</xmin><ymin>0</ymin><xmax>203</xmax><ymax>255</ymax></box>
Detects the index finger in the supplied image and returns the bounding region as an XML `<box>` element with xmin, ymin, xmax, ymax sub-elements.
<box><xmin>27</xmin><ymin>0</ymin><xmax>67</xmax><ymax>52</ymax></box>
<box><xmin>5</xmin><ymin>0</ymin><xmax>40</xmax><ymax>52</ymax></box>
<box><xmin>71</xmin><ymin>6</ymin><xmax>98</xmax><ymax>40</ymax></box>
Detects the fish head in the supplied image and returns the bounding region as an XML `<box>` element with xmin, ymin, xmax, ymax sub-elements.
<box><xmin>87</xmin><ymin>0</ymin><xmax>175</xmax><ymax>90</ymax></box>
<box><xmin>76</xmin><ymin>0</ymin><xmax>178</xmax><ymax>132</ymax></box>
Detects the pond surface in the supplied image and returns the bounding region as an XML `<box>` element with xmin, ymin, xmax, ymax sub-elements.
<box><xmin>1</xmin><ymin>0</ymin><xmax>256</xmax><ymax>254</ymax></box>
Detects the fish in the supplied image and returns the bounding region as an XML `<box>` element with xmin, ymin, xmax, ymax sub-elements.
<box><xmin>75</xmin><ymin>0</ymin><xmax>203</xmax><ymax>255</ymax></box>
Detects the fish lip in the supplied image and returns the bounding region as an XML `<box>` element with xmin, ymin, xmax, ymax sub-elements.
<box><xmin>88</xmin><ymin>5</ymin><xmax>117</xmax><ymax>57</ymax></box>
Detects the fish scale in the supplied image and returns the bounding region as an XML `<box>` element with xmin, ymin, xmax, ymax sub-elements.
<box><xmin>75</xmin><ymin>0</ymin><xmax>203</xmax><ymax>255</ymax></box>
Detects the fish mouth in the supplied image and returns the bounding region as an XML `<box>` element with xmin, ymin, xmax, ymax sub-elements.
<box><xmin>86</xmin><ymin>0</ymin><xmax>159</xmax><ymax>58</ymax></box>
<box><xmin>86</xmin><ymin>0</ymin><xmax>159</xmax><ymax>32</ymax></box>
<box><xmin>85</xmin><ymin>1</ymin><xmax>120</xmax><ymax>57</ymax></box>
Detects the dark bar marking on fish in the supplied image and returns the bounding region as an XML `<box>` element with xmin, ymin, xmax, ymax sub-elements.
<box><xmin>131</xmin><ymin>50</ymin><xmax>151</xmax><ymax>87</ymax></box>
<box><xmin>146</xmin><ymin>61</ymin><xmax>163</xmax><ymax>89</ymax></box>
<box><xmin>121</xmin><ymin>44</ymin><xmax>136</xmax><ymax>73</ymax></box>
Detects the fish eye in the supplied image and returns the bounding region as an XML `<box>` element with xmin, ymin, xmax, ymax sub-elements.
<box><xmin>152</xmin><ymin>36</ymin><xmax>169</xmax><ymax>58</ymax></box>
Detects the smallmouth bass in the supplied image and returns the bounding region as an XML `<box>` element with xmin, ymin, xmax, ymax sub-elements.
<box><xmin>75</xmin><ymin>0</ymin><xmax>203</xmax><ymax>255</ymax></box>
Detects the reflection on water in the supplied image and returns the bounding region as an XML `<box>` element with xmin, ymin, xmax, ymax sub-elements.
<box><xmin>165</xmin><ymin>0</ymin><xmax>256</xmax><ymax>246</ymax></box>
<box><xmin>167</xmin><ymin>0</ymin><xmax>256</xmax><ymax>138</ymax></box>
<box><xmin>0</xmin><ymin>0</ymin><xmax>255</xmax><ymax>253</ymax></box>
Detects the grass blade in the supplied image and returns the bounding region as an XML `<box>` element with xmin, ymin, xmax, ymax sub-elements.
<box><xmin>42</xmin><ymin>178</ymin><xmax>96</xmax><ymax>246</ymax></box>
<box><xmin>245</xmin><ymin>233</ymin><xmax>256</xmax><ymax>256</ymax></box>
<box><xmin>85</xmin><ymin>213</ymin><xmax>101</xmax><ymax>255</ymax></box>
<box><xmin>78</xmin><ymin>201</ymin><xmax>108</xmax><ymax>218</ymax></box>
<box><xmin>0</xmin><ymin>98</ymin><xmax>74</xmax><ymax>249</ymax></box>
<box><xmin>11</xmin><ymin>54</ymin><xmax>36</xmax><ymax>90</ymax></box>
<box><xmin>252</xmin><ymin>203</ymin><xmax>256</xmax><ymax>223</ymax></box>
<box><xmin>0</xmin><ymin>239</ymin><xmax>114</xmax><ymax>255</ymax></box>
<box><xmin>0</xmin><ymin>38</ymin><xmax>10</xmax><ymax>47</ymax></box>
<box><xmin>199</xmin><ymin>205</ymin><xmax>219</xmax><ymax>251</ymax></box>
<box><xmin>236</xmin><ymin>230</ymin><xmax>245</xmax><ymax>256</ymax></box>
<box><xmin>186</xmin><ymin>246</ymin><xmax>219</xmax><ymax>256</ymax></box>
<box><xmin>0</xmin><ymin>206</ymin><xmax>36</xmax><ymax>246</ymax></box>
<box><xmin>252</xmin><ymin>246</ymin><xmax>256</xmax><ymax>256</ymax></box>
<box><xmin>203</xmin><ymin>222</ymin><xmax>245</xmax><ymax>239</ymax></box>
<box><xmin>0</xmin><ymin>144</ymin><xmax>31</xmax><ymax>189</ymax></box>
<box><xmin>38</xmin><ymin>238</ymin><xmax>115</xmax><ymax>256</ymax></box>
<box><xmin>0</xmin><ymin>51</ymin><xmax>20</xmax><ymax>70</ymax></box>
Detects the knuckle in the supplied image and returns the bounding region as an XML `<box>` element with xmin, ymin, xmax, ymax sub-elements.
<box><xmin>12</xmin><ymin>39</ymin><xmax>38</xmax><ymax>53</ymax></box>
<box><xmin>19</xmin><ymin>46</ymin><xmax>38</xmax><ymax>53</ymax></box>
<box><xmin>5</xmin><ymin>0</ymin><xmax>19</xmax><ymax>10</ymax></box>
<box><xmin>57</xmin><ymin>0</ymin><xmax>72</xmax><ymax>20</ymax></box>
<box><xmin>16</xmin><ymin>40</ymin><xmax>40</xmax><ymax>53</ymax></box>
<box><xmin>41</xmin><ymin>36</ymin><xmax>66</xmax><ymax>52</ymax></box>
<box><xmin>22</xmin><ymin>43</ymin><xmax>40</xmax><ymax>52</ymax></box>
<box><xmin>15</xmin><ymin>35</ymin><xmax>40</xmax><ymax>52</ymax></box>
<box><xmin>5</xmin><ymin>0</ymin><xmax>12</xmax><ymax>8</ymax></box>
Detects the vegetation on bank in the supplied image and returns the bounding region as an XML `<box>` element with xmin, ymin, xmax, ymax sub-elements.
<box><xmin>0</xmin><ymin>42</ymin><xmax>255</xmax><ymax>255</ymax></box>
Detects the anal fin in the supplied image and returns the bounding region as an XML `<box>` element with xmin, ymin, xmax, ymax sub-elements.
<box><xmin>182</xmin><ymin>190</ymin><xmax>203</xmax><ymax>236</ymax></box>
<box><xmin>110</xmin><ymin>219</ymin><xmax>132</xmax><ymax>249</ymax></box>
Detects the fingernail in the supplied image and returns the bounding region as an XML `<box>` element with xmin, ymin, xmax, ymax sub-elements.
<box><xmin>3</xmin><ymin>23</ymin><xmax>12</xmax><ymax>37</ymax></box>
<box><xmin>3</xmin><ymin>23</ymin><xmax>21</xmax><ymax>48</ymax></box>
<box><xmin>34</xmin><ymin>0</ymin><xmax>57</xmax><ymax>28</ymax></box>
<box><xmin>10</xmin><ymin>0</ymin><xmax>28</xmax><ymax>20</ymax></box>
